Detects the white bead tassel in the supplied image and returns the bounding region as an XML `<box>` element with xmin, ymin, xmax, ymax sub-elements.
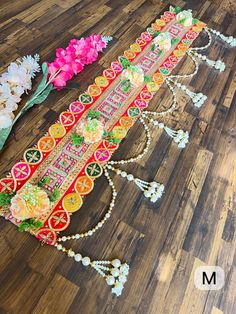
<box><xmin>56</xmin><ymin>244</ymin><xmax>129</xmax><ymax>297</ymax></box>
<box><xmin>190</xmin><ymin>51</ymin><xmax>226</xmax><ymax>72</ymax></box>
<box><xmin>169</xmin><ymin>79</ymin><xmax>207</xmax><ymax>108</ymax></box>
<box><xmin>206</xmin><ymin>27</ymin><xmax>236</xmax><ymax>47</ymax></box>
<box><xmin>135</xmin><ymin>178</ymin><xmax>164</xmax><ymax>202</ymax></box>
<box><xmin>92</xmin><ymin>259</ymin><xmax>129</xmax><ymax>296</ymax></box>
<box><xmin>145</xmin><ymin>117</ymin><xmax>189</xmax><ymax>149</ymax></box>
<box><xmin>164</xmin><ymin>126</ymin><xmax>189</xmax><ymax>148</ymax></box>
<box><xmin>105</xmin><ymin>165</ymin><xmax>164</xmax><ymax>203</ymax></box>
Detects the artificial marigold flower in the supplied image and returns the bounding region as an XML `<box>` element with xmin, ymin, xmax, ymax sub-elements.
<box><xmin>121</xmin><ymin>65</ymin><xmax>144</xmax><ymax>88</ymax></box>
<box><xmin>10</xmin><ymin>182</ymin><xmax>50</xmax><ymax>221</ymax></box>
<box><xmin>153</xmin><ymin>32</ymin><xmax>172</xmax><ymax>51</ymax></box>
<box><xmin>76</xmin><ymin>118</ymin><xmax>104</xmax><ymax>144</ymax></box>
<box><xmin>176</xmin><ymin>10</ymin><xmax>193</xmax><ymax>27</ymax></box>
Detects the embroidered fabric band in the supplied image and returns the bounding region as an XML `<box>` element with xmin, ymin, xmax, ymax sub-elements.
<box><xmin>0</xmin><ymin>10</ymin><xmax>205</xmax><ymax>245</ymax></box>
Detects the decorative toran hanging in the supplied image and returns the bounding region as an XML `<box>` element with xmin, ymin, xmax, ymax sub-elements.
<box><xmin>0</xmin><ymin>6</ymin><xmax>235</xmax><ymax>296</ymax></box>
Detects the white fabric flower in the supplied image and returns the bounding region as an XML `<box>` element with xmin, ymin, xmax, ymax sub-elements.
<box><xmin>0</xmin><ymin>109</ymin><xmax>14</xmax><ymax>129</ymax></box>
<box><xmin>0</xmin><ymin>83</ymin><xmax>21</xmax><ymax>107</ymax></box>
<box><xmin>176</xmin><ymin>10</ymin><xmax>193</xmax><ymax>27</ymax></box>
<box><xmin>0</xmin><ymin>54</ymin><xmax>40</xmax><ymax>119</ymax></box>
<box><xmin>153</xmin><ymin>32</ymin><xmax>172</xmax><ymax>51</ymax></box>
<box><xmin>20</xmin><ymin>54</ymin><xmax>41</xmax><ymax>77</ymax></box>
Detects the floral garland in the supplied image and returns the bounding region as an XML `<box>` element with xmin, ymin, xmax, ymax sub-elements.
<box><xmin>0</xmin><ymin>5</ymin><xmax>235</xmax><ymax>297</ymax></box>
<box><xmin>0</xmin><ymin>34</ymin><xmax>112</xmax><ymax>150</ymax></box>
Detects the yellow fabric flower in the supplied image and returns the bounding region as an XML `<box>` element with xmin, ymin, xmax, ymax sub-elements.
<box><xmin>76</xmin><ymin>118</ymin><xmax>104</xmax><ymax>144</ymax></box>
<box><xmin>153</xmin><ymin>32</ymin><xmax>172</xmax><ymax>51</ymax></box>
<box><xmin>176</xmin><ymin>10</ymin><xmax>193</xmax><ymax>27</ymax></box>
<box><xmin>121</xmin><ymin>65</ymin><xmax>144</xmax><ymax>87</ymax></box>
<box><xmin>10</xmin><ymin>183</ymin><xmax>50</xmax><ymax>221</ymax></box>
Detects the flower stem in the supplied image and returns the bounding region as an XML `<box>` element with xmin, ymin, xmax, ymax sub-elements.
<box><xmin>13</xmin><ymin>69</ymin><xmax>61</xmax><ymax>125</ymax></box>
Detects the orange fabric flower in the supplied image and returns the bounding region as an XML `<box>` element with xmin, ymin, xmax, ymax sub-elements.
<box><xmin>76</xmin><ymin>118</ymin><xmax>104</xmax><ymax>144</ymax></box>
<box><xmin>121</xmin><ymin>65</ymin><xmax>144</xmax><ymax>87</ymax></box>
<box><xmin>176</xmin><ymin>10</ymin><xmax>193</xmax><ymax>27</ymax></box>
<box><xmin>10</xmin><ymin>183</ymin><xmax>50</xmax><ymax>221</ymax></box>
<box><xmin>153</xmin><ymin>32</ymin><xmax>172</xmax><ymax>51</ymax></box>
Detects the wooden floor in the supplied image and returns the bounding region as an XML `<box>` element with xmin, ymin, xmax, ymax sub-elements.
<box><xmin>0</xmin><ymin>0</ymin><xmax>236</xmax><ymax>313</ymax></box>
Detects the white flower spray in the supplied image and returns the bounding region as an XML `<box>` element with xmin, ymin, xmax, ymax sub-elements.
<box><xmin>0</xmin><ymin>54</ymin><xmax>40</xmax><ymax>129</ymax></box>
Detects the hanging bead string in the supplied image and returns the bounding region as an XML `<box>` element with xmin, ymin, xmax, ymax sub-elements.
<box><xmin>168</xmin><ymin>28</ymin><xmax>212</xmax><ymax>82</ymax></box>
<box><xmin>162</xmin><ymin>28</ymin><xmax>212</xmax><ymax>109</ymax></box>
<box><xmin>169</xmin><ymin>52</ymin><xmax>199</xmax><ymax>80</ymax></box>
<box><xmin>105</xmin><ymin>164</ymin><xmax>165</xmax><ymax>203</ymax></box>
<box><xmin>143</xmin><ymin>79</ymin><xmax>178</xmax><ymax>117</ymax></box>
<box><xmin>54</xmin><ymin>244</ymin><xmax>129</xmax><ymax>296</ymax></box>
<box><xmin>57</xmin><ymin>168</ymin><xmax>117</xmax><ymax>243</ymax></box>
<box><xmin>206</xmin><ymin>27</ymin><xmax>236</xmax><ymax>47</ymax></box>
<box><xmin>189</xmin><ymin>28</ymin><xmax>213</xmax><ymax>52</ymax></box>
<box><xmin>107</xmin><ymin>117</ymin><xmax>151</xmax><ymax>166</ymax></box>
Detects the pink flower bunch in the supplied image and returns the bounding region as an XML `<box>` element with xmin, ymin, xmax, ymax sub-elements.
<box><xmin>47</xmin><ymin>34</ymin><xmax>106</xmax><ymax>89</ymax></box>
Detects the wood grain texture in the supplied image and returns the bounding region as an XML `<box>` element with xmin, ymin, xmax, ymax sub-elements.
<box><xmin>0</xmin><ymin>0</ymin><xmax>236</xmax><ymax>313</ymax></box>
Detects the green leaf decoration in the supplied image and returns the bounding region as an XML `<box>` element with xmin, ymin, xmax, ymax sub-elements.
<box><xmin>0</xmin><ymin>127</ymin><xmax>13</xmax><ymax>151</ymax></box>
<box><xmin>88</xmin><ymin>110</ymin><xmax>100</xmax><ymax>119</ymax></box>
<box><xmin>26</xmin><ymin>84</ymin><xmax>53</xmax><ymax>107</ymax></box>
<box><xmin>171</xmin><ymin>37</ymin><xmax>181</xmax><ymax>45</ymax></box>
<box><xmin>33</xmin><ymin>63</ymin><xmax>48</xmax><ymax>95</ymax></box>
<box><xmin>113</xmin><ymin>138</ymin><xmax>121</xmax><ymax>144</ymax></box>
<box><xmin>18</xmin><ymin>221</ymin><xmax>30</xmax><ymax>232</ymax></box>
<box><xmin>193</xmin><ymin>18</ymin><xmax>200</xmax><ymax>25</ymax></box>
<box><xmin>0</xmin><ymin>192</ymin><xmax>15</xmax><ymax>206</ymax></box>
<box><xmin>153</xmin><ymin>32</ymin><xmax>160</xmax><ymax>38</ymax></box>
<box><xmin>42</xmin><ymin>62</ymin><xmax>48</xmax><ymax>75</ymax></box>
<box><xmin>72</xmin><ymin>134</ymin><xmax>84</xmax><ymax>146</ymax></box>
<box><xmin>53</xmin><ymin>188</ymin><xmax>60</xmax><ymax>200</ymax></box>
<box><xmin>121</xmin><ymin>59</ymin><xmax>131</xmax><ymax>69</ymax></box>
<box><xmin>18</xmin><ymin>218</ymin><xmax>43</xmax><ymax>232</ymax></box>
<box><xmin>151</xmin><ymin>44</ymin><xmax>156</xmax><ymax>52</ymax></box>
<box><xmin>120</xmin><ymin>80</ymin><xmax>131</xmax><ymax>93</ymax></box>
<box><xmin>144</xmin><ymin>76</ymin><xmax>153</xmax><ymax>83</ymax></box>
<box><xmin>37</xmin><ymin>176</ymin><xmax>50</xmax><ymax>187</ymax></box>
<box><xmin>175</xmin><ymin>6</ymin><xmax>182</xmax><ymax>14</ymax></box>
<box><xmin>178</xmin><ymin>18</ymin><xmax>186</xmax><ymax>24</ymax></box>
<box><xmin>48</xmin><ymin>188</ymin><xmax>60</xmax><ymax>202</ymax></box>
<box><xmin>156</xmin><ymin>50</ymin><xmax>163</xmax><ymax>57</ymax></box>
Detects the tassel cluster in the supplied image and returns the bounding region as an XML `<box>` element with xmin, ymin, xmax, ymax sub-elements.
<box><xmin>56</xmin><ymin>244</ymin><xmax>129</xmax><ymax>297</ymax></box>
<box><xmin>142</xmin><ymin>113</ymin><xmax>189</xmax><ymax>148</ymax></box>
<box><xmin>105</xmin><ymin>165</ymin><xmax>164</xmax><ymax>203</ymax></box>
<box><xmin>136</xmin><ymin>179</ymin><xmax>165</xmax><ymax>203</ymax></box>
<box><xmin>92</xmin><ymin>259</ymin><xmax>129</xmax><ymax>296</ymax></box>
<box><xmin>169</xmin><ymin>79</ymin><xmax>207</xmax><ymax>108</ymax></box>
